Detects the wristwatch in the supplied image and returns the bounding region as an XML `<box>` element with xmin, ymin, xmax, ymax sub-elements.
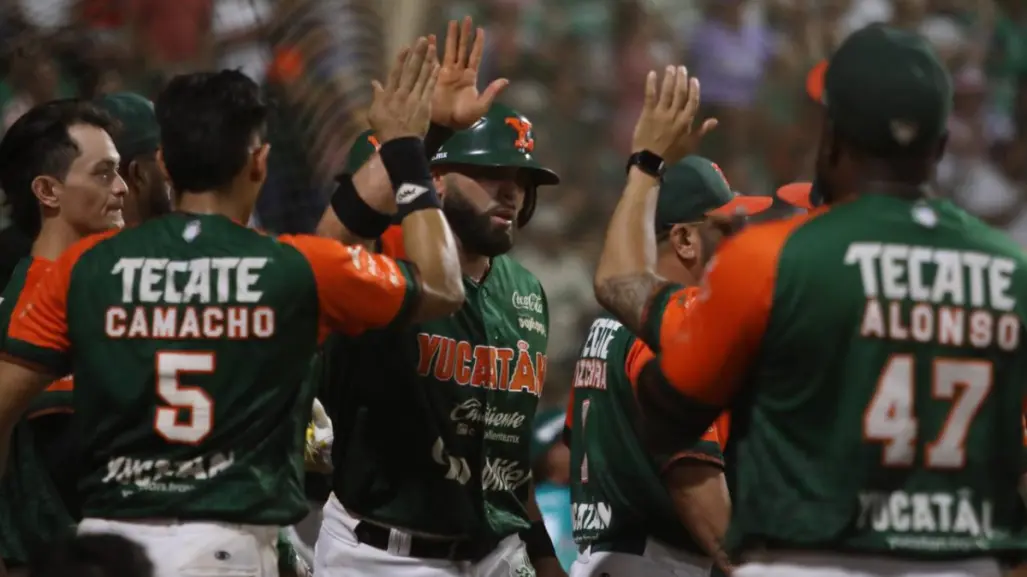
<box><xmin>626</xmin><ymin>150</ymin><xmax>666</xmax><ymax>179</ymax></box>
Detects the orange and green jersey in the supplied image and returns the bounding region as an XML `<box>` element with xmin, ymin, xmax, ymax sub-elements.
<box><xmin>2</xmin><ymin>213</ymin><xmax>420</xmax><ymax>525</ymax></box>
<box><xmin>0</xmin><ymin>257</ymin><xmax>76</xmax><ymax>564</ymax></box>
<box><xmin>637</xmin><ymin>193</ymin><xmax>1027</xmax><ymax>559</ymax></box>
<box><xmin>566</xmin><ymin>311</ymin><xmax>726</xmax><ymax>555</ymax></box>
<box><xmin>326</xmin><ymin>224</ymin><xmax>550</xmax><ymax>540</ymax></box>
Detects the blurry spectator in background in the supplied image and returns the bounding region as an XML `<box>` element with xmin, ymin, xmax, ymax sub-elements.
<box><xmin>688</xmin><ymin>0</ymin><xmax>773</xmax><ymax>175</ymax></box>
<box><xmin>213</xmin><ymin>0</ymin><xmax>272</xmax><ymax>83</ymax></box>
<box><xmin>29</xmin><ymin>533</ymin><xmax>154</xmax><ymax>577</ymax></box>
<box><xmin>531</xmin><ymin>408</ymin><xmax>575</xmax><ymax>572</ymax></box>
<box><xmin>128</xmin><ymin>0</ymin><xmax>214</xmax><ymax>90</ymax></box>
<box><xmin>0</xmin><ymin>39</ymin><xmax>75</xmax><ymax>132</ymax></box>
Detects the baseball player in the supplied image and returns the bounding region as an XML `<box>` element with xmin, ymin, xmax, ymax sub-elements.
<box><xmin>567</xmin><ymin>157</ymin><xmax>769</xmax><ymax>577</ymax></box>
<box><xmin>314</xmin><ymin>105</ymin><xmax>563</xmax><ymax>577</ymax></box>
<box><xmin>312</xmin><ymin>19</ymin><xmax>565</xmax><ymax>577</ymax></box>
<box><xmin>596</xmin><ymin>26</ymin><xmax>1027</xmax><ymax>577</ymax></box>
<box><xmin>0</xmin><ymin>38</ymin><xmax>466</xmax><ymax>577</ymax></box>
<box><xmin>0</xmin><ymin>99</ymin><xmax>128</xmax><ymax>574</ymax></box>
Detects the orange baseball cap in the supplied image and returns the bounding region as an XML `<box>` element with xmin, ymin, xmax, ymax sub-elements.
<box><xmin>777</xmin><ymin>182</ymin><xmax>814</xmax><ymax>210</ymax></box>
<box><xmin>806</xmin><ymin>59</ymin><xmax>827</xmax><ymax>103</ymax></box>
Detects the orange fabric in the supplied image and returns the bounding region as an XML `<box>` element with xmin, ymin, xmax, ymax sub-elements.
<box><xmin>278</xmin><ymin>235</ymin><xmax>412</xmax><ymax>341</ymax></box>
<box><xmin>807</xmin><ymin>60</ymin><xmax>827</xmax><ymax>102</ymax></box>
<box><xmin>44</xmin><ymin>375</ymin><xmax>74</xmax><ymax>393</ymax></box>
<box><xmin>657</xmin><ymin>214</ymin><xmax>818</xmax><ymax>406</ymax></box>
<box><xmin>625</xmin><ymin>337</ymin><xmax>724</xmax><ymax>447</ymax></box>
<box><xmin>378</xmin><ymin>225</ymin><xmax>406</xmax><ymax>259</ymax></box>
<box><xmin>716</xmin><ymin>412</ymin><xmax>731</xmax><ymax>448</ymax></box>
<box><xmin>777</xmin><ymin>182</ymin><xmax>814</xmax><ymax>210</ymax></box>
<box><xmin>8</xmin><ymin>231</ymin><xmax>119</xmax><ymax>355</ymax></box>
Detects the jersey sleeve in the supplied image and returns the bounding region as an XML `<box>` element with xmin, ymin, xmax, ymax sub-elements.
<box><xmin>280</xmin><ymin>234</ymin><xmax>421</xmax><ymax>340</ymax></box>
<box><xmin>639</xmin><ymin>222</ymin><xmax>793</xmax><ymax>408</ymax></box>
<box><xmin>3</xmin><ymin>232</ymin><xmax>115</xmax><ymax>375</ymax></box>
<box><xmin>624</xmin><ymin>337</ymin><xmax>724</xmax><ymax>470</ymax></box>
<box><xmin>377</xmin><ymin>225</ymin><xmax>406</xmax><ymax>259</ymax></box>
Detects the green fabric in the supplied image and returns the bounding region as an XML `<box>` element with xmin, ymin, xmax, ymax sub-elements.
<box><xmin>655</xmin><ymin>156</ymin><xmax>735</xmax><ymax>226</ymax></box>
<box><xmin>94</xmin><ymin>92</ymin><xmax>160</xmax><ymax>162</ymax></box>
<box><xmin>343</xmin><ymin>130</ymin><xmax>379</xmax><ymax>175</ymax></box>
<box><xmin>430</xmin><ymin>103</ymin><xmax>560</xmax><ymax>186</ymax></box>
<box><xmin>824</xmin><ymin>24</ymin><xmax>952</xmax><ymax>156</ymax></box>
<box><xmin>0</xmin><ymin>258</ymin><xmax>76</xmax><ymax>564</ymax></box>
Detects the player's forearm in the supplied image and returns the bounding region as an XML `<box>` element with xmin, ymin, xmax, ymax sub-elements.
<box><xmin>318</xmin><ymin>155</ymin><xmax>394</xmax><ymax>250</ymax></box>
<box><xmin>665</xmin><ymin>462</ymin><xmax>732</xmax><ymax>573</ymax></box>
<box><xmin>520</xmin><ymin>482</ymin><xmax>561</xmax><ymax>569</ymax></box>
<box><xmin>375</xmin><ymin>138</ymin><xmax>464</xmax><ymax>320</ymax></box>
<box><xmin>594</xmin><ymin>167</ymin><xmax>668</xmax><ymax>335</ymax></box>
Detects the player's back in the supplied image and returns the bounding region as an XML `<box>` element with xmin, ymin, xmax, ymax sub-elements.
<box><xmin>66</xmin><ymin>213</ymin><xmax>323</xmax><ymax>525</ymax></box>
<box><xmin>729</xmin><ymin>193</ymin><xmax>1027</xmax><ymax>558</ymax></box>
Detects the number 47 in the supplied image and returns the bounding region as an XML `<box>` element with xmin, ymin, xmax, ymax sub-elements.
<box><xmin>865</xmin><ymin>356</ymin><xmax>991</xmax><ymax>470</ymax></box>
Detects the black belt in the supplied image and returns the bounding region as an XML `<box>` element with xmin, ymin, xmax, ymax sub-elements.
<box><xmin>353</xmin><ymin>521</ymin><xmax>495</xmax><ymax>562</ymax></box>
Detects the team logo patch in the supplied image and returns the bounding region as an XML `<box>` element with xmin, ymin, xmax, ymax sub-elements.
<box><xmin>396</xmin><ymin>183</ymin><xmax>429</xmax><ymax>204</ymax></box>
<box><xmin>504</xmin><ymin>117</ymin><xmax>535</xmax><ymax>153</ymax></box>
<box><xmin>512</xmin><ymin>291</ymin><xmax>543</xmax><ymax>314</ymax></box>
<box><xmin>517</xmin><ymin>316</ymin><xmax>546</xmax><ymax>336</ymax></box>
<box><xmin>710</xmin><ymin>161</ymin><xmax>730</xmax><ymax>187</ymax></box>
<box><xmin>890</xmin><ymin>119</ymin><xmax>919</xmax><ymax>146</ymax></box>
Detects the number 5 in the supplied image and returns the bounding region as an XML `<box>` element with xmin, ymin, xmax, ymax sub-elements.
<box><xmin>154</xmin><ymin>351</ymin><xmax>215</xmax><ymax>444</ymax></box>
<box><xmin>864</xmin><ymin>356</ymin><xmax>992</xmax><ymax>469</ymax></box>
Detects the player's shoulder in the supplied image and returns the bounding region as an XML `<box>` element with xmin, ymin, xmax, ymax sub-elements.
<box><xmin>944</xmin><ymin>202</ymin><xmax>1027</xmax><ymax>263</ymax></box>
<box><xmin>491</xmin><ymin>254</ymin><xmax>547</xmax><ymax>302</ymax></box>
<box><xmin>578</xmin><ymin>313</ymin><xmax>636</xmax><ymax>359</ymax></box>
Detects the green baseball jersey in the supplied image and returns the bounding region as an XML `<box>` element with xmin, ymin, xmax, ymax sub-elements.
<box><xmin>326</xmin><ymin>226</ymin><xmax>549</xmax><ymax>540</ymax></box>
<box><xmin>566</xmin><ymin>314</ymin><xmax>723</xmax><ymax>554</ymax></box>
<box><xmin>639</xmin><ymin>194</ymin><xmax>1027</xmax><ymax>559</ymax></box>
<box><xmin>0</xmin><ymin>257</ymin><xmax>76</xmax><ymax>564</ymax></box>
<box><xmin>3</xmin><ymin>213</ymin><xmax>420</xmax><ymax>525</ymax></box>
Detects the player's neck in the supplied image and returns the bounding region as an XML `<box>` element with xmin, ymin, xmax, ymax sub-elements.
<box><xmin>656</xmin><ymin>252</ymin><xmax>697</xmax><ymax>287</ymax></box>
<box><xmin>176</xmin><ymin>191</ymin><xmax>253</xmax><ymax>226</ymax></box>
<box><xmin>459</xmin><ymin>250</ymin><xmax>490</xmax><ymax>283</ymax></box>
<box><xmin>31</xmin><ymin>218</ymin><xmax>83</xmax><ymax>261</ymax></box>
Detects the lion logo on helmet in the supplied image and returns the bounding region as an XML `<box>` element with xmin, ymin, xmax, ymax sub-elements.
<box><xmin>504</xmin><ymin>118</ymin><xmax>535</xmax><ymax>153</ymax></box>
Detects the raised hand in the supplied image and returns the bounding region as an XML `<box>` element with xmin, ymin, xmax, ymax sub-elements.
<box><xmin>431</xmin><ymin>16</ymin><xmax>509</xmax><ymax>129</ymax></box>
<box><xmin>631</xmin><ymin>65</ymin><xmax>717</xmax><ymax>164</ymax></box>
<box><xmin>369</xmin><ymin>37</ymin><xmax>441</xmax><ymax>142</ymax></box>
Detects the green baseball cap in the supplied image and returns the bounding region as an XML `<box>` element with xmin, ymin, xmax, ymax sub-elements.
<box><xmin>823</xmin><ymin>24</ymin><xmax>952</xmax><ymax>156</ymax></box>
<box><xmin>343</xmin><ymin>129</ymin><xmax>381</xmax><ymax>175</ymax></box>
<box><xmin>94</xmin><ymin>92</ymin><xmax>160</xmax><ymax>163</ymax></box>
<box><xmin>655</xmin><ymin>156</ymin><xmax>772</xmax><ymax>230</ymax></box>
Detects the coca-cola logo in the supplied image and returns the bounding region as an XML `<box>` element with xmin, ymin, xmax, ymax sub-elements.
<box><xmin>512</xmin><ymin>291</ymin><xmax>543</xmax><ymax>314</ymax></box>
<box><xmin>481</xmin><ymin>457</ymin><xmax>531</xmax><ymax>492</ymax></box>
<box><xmin>449</xmin><ymin>398</ymin><xmax>526</xmax><ymax>430</ymax></box>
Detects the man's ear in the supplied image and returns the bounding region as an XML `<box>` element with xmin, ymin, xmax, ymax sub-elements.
<box><xmin>251</xmin><ymin>143</ymin><xmax>271</xmax><ymax>182</ymax></box>
<box><xmin>156</xmin><ymin>148</ymin><xmax>171</xmax><ymax>183</ymax></box>
<box><xmin>670</xmin><ymin>223</ymin><xmax>697</xmax><ymax>262</ymax></box>
<box><xmin>31</xmin><ymin>175</ymin><xmax>60</xmax><ymax>209</ymax></box>
<box><xmin>432</xmin><ymin>171</ymin><xmax>447</xmax><ymax>201</ymax></box>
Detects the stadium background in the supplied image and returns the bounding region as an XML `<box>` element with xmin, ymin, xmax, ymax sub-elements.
<box><xmin>0</xmin><ymin>0</ymin><xmax>1022</xmax><ymax>563</ymax></box>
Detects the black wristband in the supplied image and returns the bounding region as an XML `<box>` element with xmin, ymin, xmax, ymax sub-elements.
<box><xmin>378</xmin><ymin>137</ymin><xmax>442</xmax><ymax>221</ymax></box>
<box><xmin>520</xmin><ymin>520</ymin><xmax>557</xmax><ymax>559</ymax></box>
<box><xmin>424</xmin><ymin>122</ymin><xmax>455</xmax><ymax>159</ymax></box>
<box><xmin>330</xmin><ymin>174</ymin><xmax>392</xmax><ymax>239</ymax></box>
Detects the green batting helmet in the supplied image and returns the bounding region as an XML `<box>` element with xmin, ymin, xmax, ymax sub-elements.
<box><xmin>430</xmin><ymin>103</ymin><xmax>559</xmax><ymax>227</ymax></box>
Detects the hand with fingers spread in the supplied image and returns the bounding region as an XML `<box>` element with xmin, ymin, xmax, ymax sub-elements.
<box><xmin>431</xmin><ymin>16</ymin><xmax>509</xmax><ymax>129</ymax></box>
<box><xmin>631</xmin><ymin>65</ymin><xmax>718</xmax><ymax>165</ymax></box>
<box><xmin>368</xmin><ymin>37</ymin><xmax>441</xmax><ymax>142</ymax></box>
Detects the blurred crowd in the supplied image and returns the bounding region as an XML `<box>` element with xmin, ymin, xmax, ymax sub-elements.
<box><xmin>0</xmin><ymin>0</ymin><xmax>1024</xmax><ymax>404</ymax></box>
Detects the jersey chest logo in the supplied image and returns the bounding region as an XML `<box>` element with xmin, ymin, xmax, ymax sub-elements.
<box><xmin>415</xmin><ymin>332</ymin><xmax>547</xmax><ymax>397</ymax></box>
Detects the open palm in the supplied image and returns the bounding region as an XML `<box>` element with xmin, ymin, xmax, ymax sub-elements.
<box><xmin>432</xmin><ymin>16</ymin><xmax>509</xmax><ymax>130</ymax></box>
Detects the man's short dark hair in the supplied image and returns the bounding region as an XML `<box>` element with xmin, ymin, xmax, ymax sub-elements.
<box><xmin>0</xmin><ymin>99</ymin><xmax>116</xmax><ymax>238</ymax></box>
<box><xmin>28</xmin><ymin>533</ymin><xmax>154</xmax><ymax>577</ymax></box>
<box><xmin>155</xmin><ymin>70</ymin><xmax>269</xmax><ymax>193</ymax></box>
